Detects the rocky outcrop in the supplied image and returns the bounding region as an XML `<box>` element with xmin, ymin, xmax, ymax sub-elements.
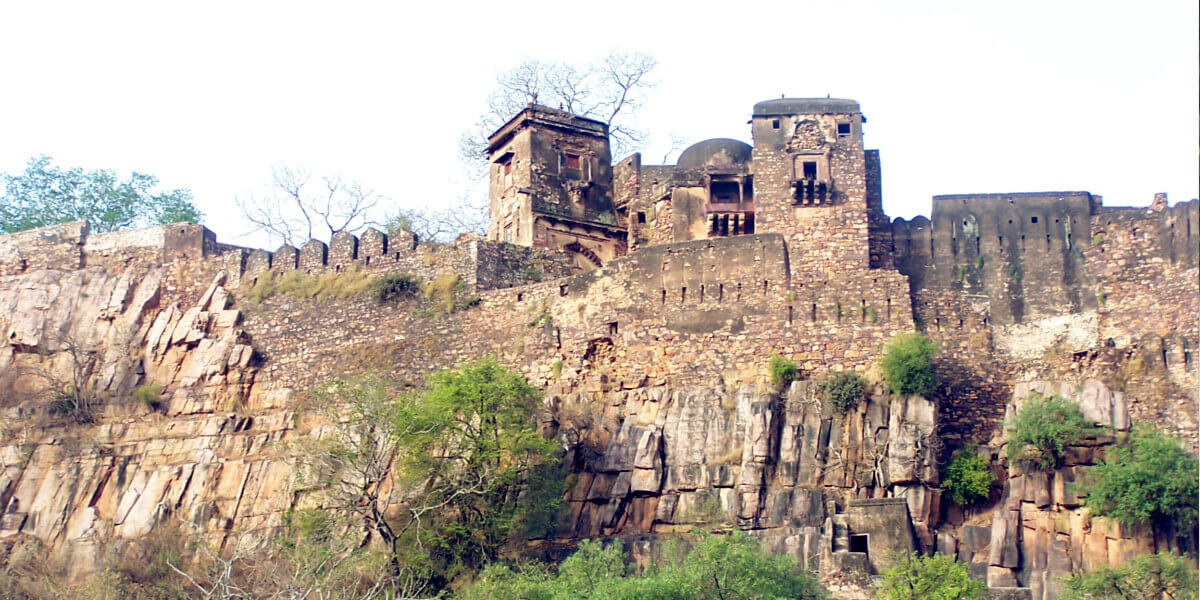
<box><xmin>0</xmin><ymin>266</ymin><xmax>271</xmax><ymax>569</ymax></box>
<box><xmin>553</xmin><ymin>378</ymin><xmax>939</xmax><ymax>581</ymax></box>
<box><xmin>936</xmin><ymin>378</ymin><xmax>1185</xmax><ymax>600</ymax></box>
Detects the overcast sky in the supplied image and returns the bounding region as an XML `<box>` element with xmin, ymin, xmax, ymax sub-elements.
<box><xmin>1</xmin><ymin>0</ymin><xmax>1196</xmax><ymax>249</ymax></box>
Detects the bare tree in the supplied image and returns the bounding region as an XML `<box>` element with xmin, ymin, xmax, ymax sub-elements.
<box><xmin>238</xmin><ymin>166</ymin><xmax>381</xmax><ymax>248</ymax></box>
<box><xmin>459</xmin><ymin>51</ymin><xmax>658</xmax><ymax>179</ymax></box>
<box><xmin>383</xmin><ymin>196</ymin><xmax>488</xmax><ymax>243</ymax></box>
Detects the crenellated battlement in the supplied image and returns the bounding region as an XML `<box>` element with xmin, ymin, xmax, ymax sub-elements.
<box><xmin>0</xmin><ymin>221</ymin><xmax>580</xmax><ymax>294</ymax></box>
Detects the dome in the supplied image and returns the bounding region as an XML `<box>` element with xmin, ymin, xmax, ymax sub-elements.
<box><xmin>676</xmin><ymin>138</ymin><xmax>752</xmax><ymax>170</ymax></box>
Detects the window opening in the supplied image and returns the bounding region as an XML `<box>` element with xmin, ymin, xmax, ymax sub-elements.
<box><xmin>849</xmin><ymin>534</ymin><xmax>869</xmax><ymax>554</ymax></box>
<box><xmin>788</xmin><ymin>305</ymin><xmax>793</xmax><ymax>325</ymax></box>
<box><xmin>637</xmin><ymin>212</ymin><xmax>646</xmax><ymax>223</ymax></box>
<box><xmin>560</xmin><ymin>284</ymin><xmax>568</xmax><ymax>297</ymax></box>
<box><xmin>837</xmin><ymin>122</ymin><xmax>851</xmax><ymax>138</ymax></box>
<box><xmin>1031</xmin><ymin>216</ymin><xmax>1039</xmax><ymax>224</ymax></box>
<box><xmin>802</xmin><ymin>161</ymin><xmax>818</xmax><ymax>179</ymax></box>
<box><xmin>681</xmin><ymin>287</ymin><xmax>687</xmax><ymax>302</ymax></box>
<box><xmin>718</xmin><ymin>283</ymin><xmax>724</xmax><ymax>301</ymax></box>
<box><xmin>772</xmin><ymin>119</ymin><xmax>780</xmax><ymax>129</ymax></box>
<box><xmin>608</xmin><ymin>322</ymin><xmax>619</xmax><ymax>336</ymax></box>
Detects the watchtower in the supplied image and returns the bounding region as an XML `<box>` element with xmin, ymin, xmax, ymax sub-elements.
<box><xmin>749</xmin><ymin>98</ymin><xmax>885</xmax><ymax>275</ymax></box>
<box><xmin>486</xmin><ymin>104</ymin><xmax>626</xmax><ymax>268</ymax></box>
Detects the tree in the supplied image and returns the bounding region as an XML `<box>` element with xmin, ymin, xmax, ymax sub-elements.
<box><xmin>294</xmin><ymin>360</ymin><xmax>561</xmax><ymax>591</ymax></box>
<box><xmin>237</xmin><ymin>166</ymin><xmax>381</xmax><ymax>247</ymax></box>
<box><xmin>0</xmin><ymin>155</ymin><xmax>202</xmax><ymax>234</ymax></box>
<box><xmin>878</xmin><ymin>552</ymin><xmax>986</xmax><ymax>600</ymax></box>
<box><xmin>1084</xmin><ymin>423</ymin><xmax>1199</xmax><ymax>533</ymax></box>
<box><xmin>1006</xmin><ymin>393</ymin><xmax>1096</xmax><ymax>470</ymax></box>
<box><xmin>880</xmin><ymin>332</ymin><xmax>938</xmax><ymax>396</ymax></box>
<box><xmin>384</xmin><ymin>199</ymin><xmax>488</xmax><ymax>243</ymax></box>
<box><xmin>1060</xmin><ymin>552</ymin><xmax>1197</xmax><ymax>600</ymax></box>
<box><xmin>459</xmin><ymin>52</ymin><xmax>658</xmax><ymax>178</ymax></box>
<box><xmin>395</xmin><ymin>358</ymin><xmax>562</xmax><ymax>575</ymax></box>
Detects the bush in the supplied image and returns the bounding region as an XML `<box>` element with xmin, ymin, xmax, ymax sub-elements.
<box><xmin>370</xmin><ymin>273</ymin><xmax>419</xmax><ymax>303</ymax></box>
<box><xmin>1006</xmin><ymin>393</ymin><xmax>1096</xmax><ymax>470</ymax></box>
<box><xmin>1084</xmin><ymin>423</ymin><xmax>1198</xmax><ymax>532</ymax></box>
<box><xmin>819</xmin><ymin>371</ymin><xmax>866</xmax><ymax>413</ymax></box>
<box><xmin>768</xmin><ymin>354</ymin><xmax>800</xmax><ymax>386</ymax></box>
<box><xmin>458</xmin><ymin>532</ymin><xmax>829</xmax><ymax>600</ymax></box>
<box><xmin>132</xmin><ymin>383</ymin><xmax>165</xmax><ymax>412</ymax></box>
<box><xmin>1061</xmin><ymin>552</ymin><xmax>1197</xmax><ymax>600</ymax></box>
<box><xmin>878</xmin><ymin>552</ymin><xmax>986</xmax><ymax>600</ymax></box>
<box><xmin>941</xmin><ymin>447</ymin><xmax>995</xmax><ymax>507</ymax></box>
<box><xmin>880</xmin><ymin>332</ymin><xmax>937</xmax><ymax>396</ymax></box>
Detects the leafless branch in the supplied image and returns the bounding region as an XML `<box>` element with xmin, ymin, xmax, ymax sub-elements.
<box><xmin>238</xmin><ymin>166</ymin><xmax>381</xmax><ymax>248</ymax></box>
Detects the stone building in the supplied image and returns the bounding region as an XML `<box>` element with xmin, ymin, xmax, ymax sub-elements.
<box><xmin>485</xmin><ymin>104</ymin><xmax>626</xmax><ymax>269</ymax></box>
<box><xmin>490</xmin><ymin>98</ymin><xmax>886</xmax><ymax>276</ymax></box>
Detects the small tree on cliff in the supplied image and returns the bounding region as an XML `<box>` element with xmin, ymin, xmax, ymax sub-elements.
<box><xmin>0</xmin><ymin>155</ymin><xmax>202</xmax><ymax>234</ymax></box>
<box><xmin>295</xmin><ymin>359</ymin><xmax>561</xmax><ymax>589</ymax></box>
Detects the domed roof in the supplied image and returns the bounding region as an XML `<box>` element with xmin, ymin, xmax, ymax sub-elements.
<box><xmin>676</xmin><ymin>138</ymin><xmax>752</xmax><ymax>170</ymax></box>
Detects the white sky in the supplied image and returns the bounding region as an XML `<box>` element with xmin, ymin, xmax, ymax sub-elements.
<box><xmin>1</xmin><ymin>0</ymin><xmax>1196</xmax><ymax>249</ymax></box>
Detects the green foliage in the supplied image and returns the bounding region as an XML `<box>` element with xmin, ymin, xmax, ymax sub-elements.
<box><xmin>132</xmin><ymin>383</ymin><xmax>165</xmax><ymax>412</ymax></box>
<box><xmin>941</xmin><ymin>447</ymin><xmax>995</xmax><ymax>507</ymax></box>
<box><xmin>551</xmin><ymin>359</ymin><xmax>563</xmax><ymax>378</ymax></box>
<box><xmin>1</xmin><ymin>155</ymin><xmax>202</xmax><ymax>234</ymax></box>
<box><xmin>819</xmin><ymin>371</ymin><xmax>866</xmax><ymax>413</ymax></box>
<box><xmin>239</xmin><ymin>267</ymin><xmax>376</xmax><ymax>303</ymax></box>
<box><xmin>395</xmin><ymin>358</ymin><xmax>563</xmax><ymax>575</ymax></box>
<box><xmin>880</xmin><ymin>332</ymin><xmax>937</xmax><ymax>396</ymax></box>
<box><xmin>1084</xmin><ymin>423</ymin><xmax>1199</xmax><ymax>531</ymax></box>
<box><xmin>1060</xmin><ymin>552</ymin><xmax>1197</xmax><ymax>600</ymax></box>
<box><xmin>370</xmin><ymin>272</ymin><xmax>420</xmax><ymax>303</ymax></box>
<box><xmin>878</xmin><ymin>552</ymin><xmax>986</xmax><ymax>600</ymax></box>
<box><xmin>458</xmin><ymin>532</ymin><xmax>829</xmax><ymax>600</ymax></box>
<box><xmin>1006</xmin><ymin>393</ymin><xmax>1096</xmax><ymax>470</ymax></box>
<box><xmin>768</xmin><ymin>353</ymin><xmax>799</xmax><ymax>386</ymax></box>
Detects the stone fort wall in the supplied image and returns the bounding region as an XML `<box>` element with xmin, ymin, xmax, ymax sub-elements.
<box><xmin>0</xmin><ymin>190</ymin><xmax>1195</xmax><ymax>449</ymax></box>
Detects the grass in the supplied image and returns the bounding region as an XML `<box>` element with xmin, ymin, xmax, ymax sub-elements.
<box><xmin>241</xmin><ymin>267</ymin><xmax>377</xmax><ymax>303</ymax></box>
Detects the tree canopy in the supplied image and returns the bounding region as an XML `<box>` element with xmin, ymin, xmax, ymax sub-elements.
<box><xmin>1084</xmin><ymin>423</ymin><xmax>1198</xmax><ymax>533</ymax></box>
<box><xmin>878</xmin><ymin>552</ymin><xmax>986</xmax><ymax>600</ymax></box>
<box><xmin>0</xmin><ymin>155</ymin><xmax>201</xmax><ymax>234</ymax></box>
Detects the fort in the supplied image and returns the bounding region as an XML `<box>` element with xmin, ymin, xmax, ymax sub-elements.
<box><xmin>0</xmin><ymin>98</ymin><xmax>1195</xmax><ymax>599</ymax></box>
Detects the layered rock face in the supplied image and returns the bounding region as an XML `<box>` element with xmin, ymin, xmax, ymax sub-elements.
<box><xmin>0</xmin><ymin>265</ymin><xmax>283</xmax><ymax>574</ymax></box>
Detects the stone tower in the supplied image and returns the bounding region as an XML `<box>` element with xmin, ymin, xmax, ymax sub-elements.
<box><xmin>486</xmin><ymin>104</ymin><xmax>626</xmax><ymax>268</ymax></box>
<box><xmin>749</xmin><ymin>98</ymin><xmax>885</xmax><ymax>275</ymax></box>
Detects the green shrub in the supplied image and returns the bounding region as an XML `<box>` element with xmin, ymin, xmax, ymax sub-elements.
<box><xmin>370</xmin><ymin>273</ymin><xmax>419</xmax><ymax>303</ymax></box>
<box><xmin>819</xmin><ymin>371</ymin><xmax>866</xmax><ymax>413</ymax></box>
<box><xmin>133</xmin><ymin>383</ymin><xmax>164</xmax><ymax>412</ymax></box>
<box><xmin>878</xmin><ymin>552</ymin><xmax>986</xmax><ymax>600</ymax></box>
<box><xmin>880</xmin><ymin>332</ymin><xmax>937</xmax><ymax>396</ymax></box>
<box><xmin>1006</xmin><ymin>393</ymin><xmax>1096</xmax><ymax>470</ymax></box>
<box><xmin>458</xmin><ymin>532</ymin><xmax>829</xmax><ymax>600</ymax></box>
<box><xmin>768</xmin><ymin>354</ymin><xmax>799</xmax><ymax>386</ymax></box>
<box><xmin>1084</xmin><ymin>423</ymin><xmax>1198</xmax><ymax>531</ymax></box>
<box><xmin>1061</xmin><ymin>552</ymin><xmax>1197</xmax><ymax>600</ymax></box>
<box><xmin>941</xmin><ymin>447</ymin><xmax>995</xmax><ymax>507</ymax></box>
